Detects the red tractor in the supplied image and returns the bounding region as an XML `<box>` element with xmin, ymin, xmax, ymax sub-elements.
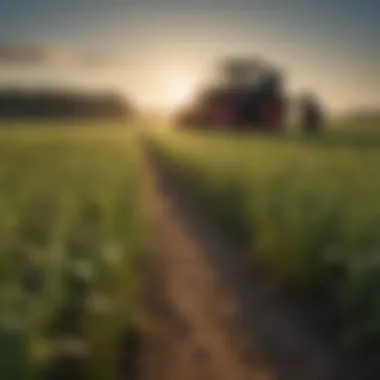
<box><xmin>177</xmin><ymin>58</ymin><xmax>287</xmax><ymax>131</ymax></box>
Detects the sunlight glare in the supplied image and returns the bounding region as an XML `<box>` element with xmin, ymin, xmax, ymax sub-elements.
<box><xmin>164</xmin><ymin>74</ymin><xmax>197</xmax><ymax>112</ymax></box>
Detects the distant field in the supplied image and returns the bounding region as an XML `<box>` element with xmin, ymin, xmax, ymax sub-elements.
<box><xmin>150</xmin><ymin>123</ymin><xmax>380</xmax><ymax>346</ymax></box>
<box><xmin>0</xmin><ymin>124</ymin><xmax>142</xmax><ymax>379</ymax></box>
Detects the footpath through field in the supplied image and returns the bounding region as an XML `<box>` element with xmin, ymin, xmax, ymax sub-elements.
<box><xmin>138</xmin><ymin>143</ymin><xmax>362</xmax><ymax>380</ymax></box>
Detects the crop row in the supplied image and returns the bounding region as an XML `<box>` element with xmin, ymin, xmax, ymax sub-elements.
<box><xmin>0</xmin><ymin>126</ymin><xmax>142</xmax><ymax>380</ymax></box>
<box><xmin>150</xmin><ymin>128</ymin><xmax>380</xmax><ymax>351</ymax></box>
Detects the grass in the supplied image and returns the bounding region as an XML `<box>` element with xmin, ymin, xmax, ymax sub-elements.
<box><xmin>150</xmin><ymin>122</ymin><xmax>380</xmax><ymax>348</ymax></box>
<box><xmin>0</xmin><ymin>124</ymin><xmax>143</xmax><ymax>379</ymax></box>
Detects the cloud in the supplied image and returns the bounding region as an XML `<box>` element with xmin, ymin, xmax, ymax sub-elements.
<box><xmin>0</xmin><ymin>43</ymin><xmax>118</xmax><ymax>68</ymax></box>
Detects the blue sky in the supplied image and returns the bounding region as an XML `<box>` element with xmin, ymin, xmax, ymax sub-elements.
<box><xmin>0</xmin><ymin>0</ymin><xmax>379</xmax><ymax>112</ymax></box>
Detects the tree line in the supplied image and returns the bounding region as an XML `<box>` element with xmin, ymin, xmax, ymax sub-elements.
<box><xmin>0</xmin><ymin>88</ymin><xmax>133</xmax><ymax>119</ymax></box>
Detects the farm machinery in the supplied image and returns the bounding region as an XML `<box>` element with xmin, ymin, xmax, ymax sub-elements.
<box><xmin>177</xmin><ymin>58</ymin><xmax>287</xmax><ymax>131</ymax></box>
<box><xmin>177</xmin><ymin>58</ymin><xmax>324</xmax><ymax>133</ymax></box>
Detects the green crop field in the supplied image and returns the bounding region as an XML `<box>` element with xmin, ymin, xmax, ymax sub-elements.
<box><xmin>150</xmin><ymin>122</ymin><xmax>380</xmax><ymax>347</ymax></box>
<box><xmin>0</xmin><ymin>124</ymin><xmax>143</xmax><ymax>380</ymax></box>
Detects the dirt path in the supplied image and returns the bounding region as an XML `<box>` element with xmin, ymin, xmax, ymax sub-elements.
<box><xmin>137</xmin><ymin>146</ymin><xmax>359</xmax><ymax>380</ymax></box>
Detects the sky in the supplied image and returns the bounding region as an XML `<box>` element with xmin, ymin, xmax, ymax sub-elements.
<box><xmin>0</xmin><ymin>0</ymin><xmax>379</xmax><ymax>113</ymax></box>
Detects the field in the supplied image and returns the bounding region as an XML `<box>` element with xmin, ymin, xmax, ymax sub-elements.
<box><xmin>2</xmin><ymin>120</ymin><xmax>380</xmax><ymax>379</ymax></box>
<box><xmin>150</xmin><ymin>123</ymin><xmax>380</xmax><ymax>347</ymax></box>
<box><xmin>0</xmin><ymin>124</ymin><xmax>142</xmax><ymax>379</ymax></box>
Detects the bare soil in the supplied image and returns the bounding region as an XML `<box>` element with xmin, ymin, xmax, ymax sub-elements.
<box><xmin>137</xmin><ymin>146</ymin><xmax>363</xmax><ymax>380</ymax></box>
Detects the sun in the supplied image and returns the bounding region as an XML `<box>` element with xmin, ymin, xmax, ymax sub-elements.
<box><xmin>164</xmin><ymin>75</ymin><xmax>197</xmax><ymax>112</ymax></box>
